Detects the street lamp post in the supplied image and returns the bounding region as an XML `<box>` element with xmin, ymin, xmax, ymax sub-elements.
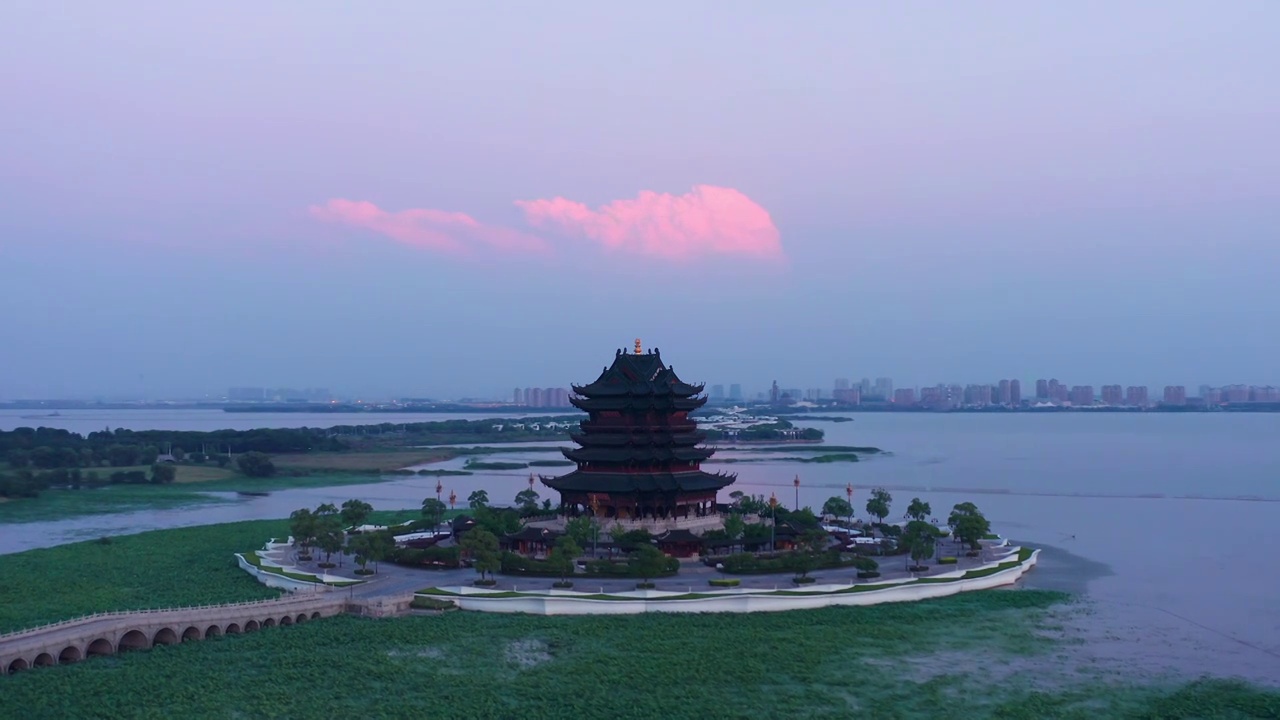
<box><xmin>589</xmin><ymin>495</ymin><xmax>601</xmax><ymax>559</ymax></box>
<box><xmin>769</xmin><ymin>492</ymin><xmax>779</xmax><ymax>552</ymax></box>
<box><xmin>793</xmin><ymin>475</ymin><xmax>800</xmax><ymax>509</ymax></box>
<box><xmin>846</xmin><ymin>483</ymin><xmax>854</xmax><ymax>527</ymax></box>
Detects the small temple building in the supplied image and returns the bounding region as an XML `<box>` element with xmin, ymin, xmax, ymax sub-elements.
<box><xmin>539</xmin><ymin>340</ymin><xmax>736</xmax><ymax>554</ymax></box>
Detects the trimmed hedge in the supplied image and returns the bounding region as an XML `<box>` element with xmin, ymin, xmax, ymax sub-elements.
<box><xmin>585</xmin><ymin>557</ymin><xmax>679</xmax><ymax>578</ymax></box>
<box><xmin>708</xmin><ymin>578</ymin><xmax>741</xmax><ymax>587</ymax></box>
<box><xmin>719</xmin><ymin>551</ymin><xmax>878</xmax><ymax>575</ymax></box>
<box><xmin>388</xmin><ymin>545</ymin><xmax>462</xmax><ymax>570</ymax></box>
<box><xmin>938</xmin><ymin>556</ymin><xmax>958</xmax><ymax>565</ymax></box>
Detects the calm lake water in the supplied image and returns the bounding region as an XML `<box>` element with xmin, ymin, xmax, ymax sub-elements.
<box><xmin>3</xmin><ymin>409</ymin><xmax>1278</xmax><ymax>684</ymax></box>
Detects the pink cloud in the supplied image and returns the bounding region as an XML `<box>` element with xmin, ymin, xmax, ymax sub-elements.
<box><xmin>308</xmin><ymin>199</ymin><xmax>547</xmax><ymax>255</ymax></box>
<box><xmin>515</xmin><ymin>185</ymin><xmax>783</xmax><ymax>261</ymax></box>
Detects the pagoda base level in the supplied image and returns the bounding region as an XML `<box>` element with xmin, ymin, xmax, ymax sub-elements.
<box><xmin>526</xmin><ymin>513</ymin><xmax>727</xmax><ymax>546</ymax></box>
<box><xmin>558</xmin><ymin>491</ymin><xmax>719</xmax><ymax>524</ymax></box>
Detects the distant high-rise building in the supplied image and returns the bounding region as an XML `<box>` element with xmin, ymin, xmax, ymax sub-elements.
<box><xmin>1070</xmin><ymin>386</ymin><xmax>1094</xmax><ymax>406</ymax></box>
<box><xmin>1010</xmin><ymin>379</ymin><xmax>1021</xmax><ymax>405</ymax></box>
<box><xmin>1162</xmin><ymin>386</ymin><xmax>1187</xmax><ymax>405</ymax></box>
<box><xmin>1035</xmin><ymin>379</ymin><xmax>1049</xmax><ymax>399</ymax></box>
<box><xmin>873</xmin><ymin>377</ymin><xmax>893</xmax><ymax>401</ymax></box>
<box><xmin>530</xmin><ymin>387</ymin><xmax>544</xmax><ymax>407</ymax></box>
<box><xmin>769</xmin><ymin>381</ymin><xmax>780</xmax><ymax>404</ymax></box>
<box><xmin>1223</xmin><ymin>384</ymin><xmax>1251</xmax><ymax>403</ymax></box>
<box><xmin>859</xmin><ymin>378</ymin><xmax>872</xmax><ymax>397</ymax></box>
<box><xmin>893</xmin><ymin>388</ymin><xmax>916</xmax><ymax>405</ymax></box>
<box><xmin>1204</xmin><ymin>388</ymin><xmax>1223</xmax><ymax>405</ymax></box>
<box><xmin>1100</xmin><ymin>385</ymin><xmax>1123</xmax><ymax>405</ymax></box>
<box><xmin>834</xmin><ymin>378</ymin><xmax>850</xmax><ymax>391</ymax></box>
<box><xmin>729</xmin><ymin>384</ymin><xmax>742</xmax><ymax>401</ymax></box>
<box><xmin>965</xmin><ymin>384</ymin><xmax>993</xmax><ymax>406</ymax></box>
<box><xmin>513</xmin><ymin>388</ymin><xmax>522</xmax><ymax>405</ymax></box>
<box><xmin>523</xmin><ymin>388</ymin><xmax>533</xmax><ymax>406</ymax></box>
<box><xmin>833</xmin><ymin>387</ymin><xmax>861</xmax><ymax>405</ymax></box>
<box><xmin>710</xmin><ymin>384</ymin><xmax>725</xmax><ymax>401</ymax></box>
<box><xmin>1125</xmin><ymin>386</ymin><xmax>1149</xmax><ymax>407</ymax></box>
<box><xmin>997</xmin><ymin>379</ymin><xmax>1012</xmax><ymax>405</ymax></box>
<box><xmin>805</xmin><ymin>388</ymin><xmax>823</xmax><ymax>401</ymax></box>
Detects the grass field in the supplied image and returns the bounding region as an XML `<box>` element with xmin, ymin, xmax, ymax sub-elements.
<box><xmin>79</xmin><ymin>464</ymin><xmax>238</xmax><ymax>483</ymax></box>
<box><xmin>2</xmin><ymin>590</ymin><xmax>1276</xmax><ymax>718</ymax></box>
<box><xmin>0</xmin><ymin>520</ymin><xmax>285</xmax><ymax>634</ymax></box>
<box><xmin>271</xmin><ymin>449</ymin><xmax>456</xmax><ymax>473</ymax></box>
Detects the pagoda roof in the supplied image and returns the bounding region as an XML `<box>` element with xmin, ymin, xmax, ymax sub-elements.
<box><xmin>571</xmin><ymin>396</ymin><xmax>706</xmax><ymax>413</ymax></box>
<box><xmin>572</xmin><ymin>347</ymin><xmax>704</xmax><ymax>399</ymax></box>
<box><xmin>540</xmin><ymin>469</ymin><xmax>736</xmax><ymax>494</ymax></box>
<box><xmin>561</xmin><ymin>446</ymin><xmax>714</xmax><ymax>464</ymax></box>
<box><xmin>570</xmin><ymin>431</ymin><xmax>705</xmax><ymax>448</ymax></box>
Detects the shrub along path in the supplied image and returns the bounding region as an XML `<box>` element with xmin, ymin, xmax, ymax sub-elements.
<box><xmin>287</xmin><ymin>537</ymin><xmax>1010</xmax><ymax>597</ymax></box>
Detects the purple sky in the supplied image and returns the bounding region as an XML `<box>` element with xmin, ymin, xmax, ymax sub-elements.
<box><xmin>1</xmin><ymin>2</ymin><xmax>1277</xmax><ymax>399</ymax></box>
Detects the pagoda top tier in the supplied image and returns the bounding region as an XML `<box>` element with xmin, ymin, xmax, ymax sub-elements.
<box><xmin>571</xmin><ymin>343</ymin><xmax>704</xmax><ymax>399</ymax></box>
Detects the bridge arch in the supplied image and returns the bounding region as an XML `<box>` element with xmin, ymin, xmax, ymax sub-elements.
<box><xmin>182</xmin><ymin>626</ymin><xmax>202</xmax><ymax>642</ymax></box>
<box><xmin>8</xmin><ymin>658</ymin><xmax>29</xmax><ymax>674</ymax></box>
<box><xmin>205</xmin><ymin>625</ymin><xmax>222</xmax><ymax>638</ymax></box>
<box><xmin>34</xmin><ymin>652</ymin><xmax>55</xmax><ymax>668</ymax></box>
<box><xmin>153</xmin><ymin>627</ymin><xmax>179</xmax><ymax>646</ymax></box>
<box><xmin>262</xmin><ymin>618</ymin><xmax>276</xmax><ymax>628</ymax></box>
<box><xmin>245</xmin><ymin>620</ymin><xmax>260</xmax><ymax>632</ymax></box>
<box><xmin>225</xmin><ymin>623</ymin><xmax>241</xmax><ymax>634</ymax></box>
<box><xmin>119</xmin><ymin>629</ymin><xmax>148</xmax><ymax>652</ymax></box>
<box><xmin>87</xmin><ymin>638</ymin><xmax>113</xmax><ymax>657</ymax></box>
<box><xmin>296</xmin><ymin>614</ymin><xmax>308</xmax><ymax>624</ymax></box>
<box><xmin>311</xmin><ymin>612</ymin><xmax>321</xmax><ymax>620</ymax></box>
<box><xmin>280</xmin><ymin>615</ymin><xmax>293</xmax><ymax>626</ymax></box>
<box><xmin>60</xmin><ymin>645</ymin><xmax>83</xmax><ymax>663</ymax></box>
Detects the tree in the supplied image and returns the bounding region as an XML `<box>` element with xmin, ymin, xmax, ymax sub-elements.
<box><xmin>189</xmin><ymin>452</ymin><xmax>207</xmax><ymax>464</ymax></box>
<box><xmin>314</xmin><ymin>514</ymin><xmax>345</xmax><ymax>566</ymax></box>
<box><xmin>467</xmin><ymin>489</ymin><xmax>489</xmax><ymax>510</ymax></box>
<box><xmin>564</xmin><ymin>515</ymin><xmax>594</xmax><ymax>547</ymax></box>
<box><xmin>722</xmin><ymin>513</ymin><xmax>745</xmax><ymax>541</ymax></box>
<box><xmin>948</xmin><ymin>502</ymin><xmax>991</xmax><ymax>552</ymax></box>
<box><xmin>902</xmin><ymin>520</ymin><xmax>937</xmax><ymax>569</ymax></box>
<box><xmin>627</xmin><ymin>544</ymin><xmax>669</xmax><ymax>585</ymax></box>
<box><xmin>236</xmin><ymin>451</ymin><xmax>276</xmax><ymax>477</ymax></box>
<box><xmin>822</xmin><ymin>496</ymin><xmax>853</xmax><ymax>520</ymax></box>
<box><xmin>347</xmin><ymin>531</ymin><xmax>393</xmax><ymax>573</ymax></box>
<box><xmin>7</xmin><ymin>449</ymin><xmax>31</xmax><ymax>468</ymax></box>
<box><xmin>550</xmin><ymin>537</ymin><xmax>581</xmax><ymax>583</ymax></box>
<box><xmin>289</xmin><ymin>508</ymin><xmax>317</xmax><ymax>554</ymax></box>
<box><xmin>421</xmin><ymin>498</ymin><xmax>447</xmax><ymax>529</ymax></box>
<box><xmin>865</xmin><ymin>487</ymin><xmax>892</xmax><ymax>525</ymax></box>
<box><xmin>149</xmin><ymin>463</ymin><xmax>176</xmax><ymax>484</ymax></box>
<box><xmin>514</xmin><ymin>488</ymin><xmax>540</xmax><ymax>513</ymax></box>
<box><xmin>460</xmin><ymin>527</ymin><xmax>500</xmax><ymax>581</ymax></box>
<box><xmin>340</xmin><ymin>499</ymin><xmax>373</xmax><ymax>529</ymax></box>
<box><xmin>214</xmin><ymin>454</ymin><xmax>230</xmax><ymax>468</ymax></box>
<box><xmin>905</xmin><ymin>497</ymin><xmax>932</xmax><ymax>523</ymax></box>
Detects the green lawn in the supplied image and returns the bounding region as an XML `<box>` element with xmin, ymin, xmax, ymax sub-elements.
<box><xmin>0</xmin><ymin>520</ymin><xmax>286</xmax><ymax>634</ymax></box>
<box><xmin>2</xmin><ymin>591</ymin><xmax>1276</xmax><ymax>719</ymax></box>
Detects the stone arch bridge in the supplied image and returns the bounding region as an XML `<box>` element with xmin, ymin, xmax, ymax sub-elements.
<box><xmin>0</xmin><ymin>593</ymin><xmax>375</xmax><ymax>675</ymax></box>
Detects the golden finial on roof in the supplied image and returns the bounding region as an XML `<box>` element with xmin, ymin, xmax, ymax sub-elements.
<box><xmin>634</xmin><ymin>338</ymin><xmax>643</xmax><ymax>355</ymax></box>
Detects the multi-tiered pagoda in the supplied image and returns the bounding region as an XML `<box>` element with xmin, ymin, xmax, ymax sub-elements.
<box><xmin>541</xmin><ymin>340</ymin><xmax>735</xmax><ymax>525</ymax></box>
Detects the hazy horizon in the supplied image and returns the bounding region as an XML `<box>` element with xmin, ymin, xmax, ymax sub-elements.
<box><xmin>3</xmin><ymin>2</ymin><xmax>1277</xmax><ymax>399</ymax></box>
